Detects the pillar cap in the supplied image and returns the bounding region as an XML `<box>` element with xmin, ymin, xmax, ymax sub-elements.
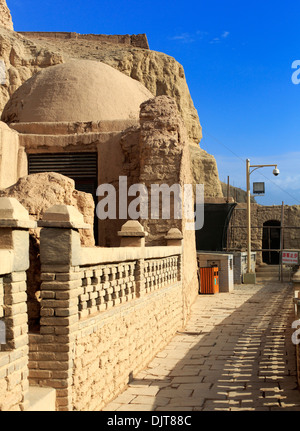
<box><xmin>118</xmin><ymin>220</ymin><xmax>147</xmax><ymax>237</ymax></box>
<box><xmin>38</xmin><ymin>204</ymin><xmax>90</xmax><ymax>229</ymax></box>
<box><xmin>165</xmin><ymin>228</ymin><xmax>183</xmax><ymax>240</ymax></box>
<box><xmin>0</xmin><ymin>197</ymin><xmax>36</xmax><ymax>229</ymax></box>
<box><xmin>292</xmin><ymin>269</ymin><xmax>300</xmax><ymax>282</ymax></box>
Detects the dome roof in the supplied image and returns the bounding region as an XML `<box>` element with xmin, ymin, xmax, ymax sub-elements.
<box><xmin>1</xmin><ymin>60</ymin><xmax>153</xmax><ymax>123</ymax></box>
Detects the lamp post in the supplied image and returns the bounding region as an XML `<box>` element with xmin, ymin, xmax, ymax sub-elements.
<box><xmin>244</xmin><ymin>159</ymin><xmax>279</xmax><ymax>284</ymax></box>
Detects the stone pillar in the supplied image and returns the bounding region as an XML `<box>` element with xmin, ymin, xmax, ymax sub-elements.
<box><xmin>117</xmin><ymin>220</ymin><xmax>147</xmax><ymax>247</ymax></box>
<box><xmin>0</xmin><ymin>197</ymin><xmax>36</xmax><ymax>411</ymax></box>
<box><xmin>118</xmin><ymin>221</ymin><xmax>147</xmax><ymax>297</ymax></box>
<box><xmin>165</xmin><ymin>228</ymin><xmax>183</xmax><ymax>247</ymax></box>
<box><xmin>37</xmin><ymin>204</ymin><xmax>89</xmax><ymax>411</ymax></box>
<box><xmin>165</xmin><ymin>228</ymin><xmax>183</xmax><ymax>283</ymax></box>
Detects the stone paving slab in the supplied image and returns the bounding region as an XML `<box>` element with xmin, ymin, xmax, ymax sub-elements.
<box><xmin>103</xmin><ymin>282</ymin><xmax>300</xmax><ymax>411</ymax></box>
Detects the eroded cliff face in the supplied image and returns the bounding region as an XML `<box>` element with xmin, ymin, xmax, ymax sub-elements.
<box><xmin>0</xmin><ymin>27</ymin><xmax>63</xmax><ymax>115</ymax></box>
<box><xmin>189</xmin><ymin>145</ymin><xmax>223</xmax><ymax>199</ymax></box>
<box><xmin>2</xmin><ymin>32</ymin><xmax>202</xmax><ymax>147</ymax></box>
<box><xmin>0</xmin><ymin>0</ymin><xmax>13</xmax><ymax>31</ymax></box>
<box><xmin>0</xmin><ymin>0</ymin><xmax>224</xmax><ymax>199</ymax></box>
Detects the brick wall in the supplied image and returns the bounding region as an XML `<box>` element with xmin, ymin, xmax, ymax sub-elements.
<box><xmin>27</xmin><ymin>208</ymin><xmax>189</xmax><ymax>411</ymax></box>
<box><xmin>0</xmin><ymin>271</ymin><xmax>29</xmax><ymax>411</ymax></box>
<box><xmin>0</xmin><ymin>197</ymin><xmax>35</xmax><ymax>411</ymax></box>
<box><xmin>72</xmin><ymin>280</ymin><xmax>183</xmax><ymax>410</ymax></box>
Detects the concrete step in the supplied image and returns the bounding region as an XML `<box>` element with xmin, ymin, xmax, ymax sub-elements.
<box><xmin>256</xmin><ymin>271</ymin><xmax>281</xmax><ymax>277</ymax></box>
<box><xmin>26</xmin><ymin>386</ymin><xmax>56</xmax><ymax>411</ymax></box>
<box><xmin>256</xmin><ymin>265</ymin><xmax>280</xmax><ymax>273</ymax></box>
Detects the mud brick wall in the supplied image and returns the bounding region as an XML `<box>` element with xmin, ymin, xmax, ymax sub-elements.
<box><xmin>72</xmin><ymin>280</ymin><xmax>183</xmax><ymax>410</ymax></box>
<box><xmin>18</xmin><ymin>32</ymin><xmax>149</xmax><ymax>49</ymax></box>
<box><xmin>228</xmin><ymin>203</ymin><xmax>300</xmax><ymax>265</ymax></box>
<box><xmin>0</xmin><ymin>271</ymin><xmax>29</xmax><ymax>411</ymax></box>
<box><xmin>27</xmin><ymin>216</ymin><xmax>186</xmax><ymax>411</ymax></box>
<box><xmin>28</xmin><ymin>261</ymin><xmax>184</xmax><ymax>411</ymax></box>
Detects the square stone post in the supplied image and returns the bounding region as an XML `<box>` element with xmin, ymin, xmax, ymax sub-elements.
<box><xmin>37</xmin><ymin>204</ymin><xmax>90</xmax><ymax>411</ymax></box>
<box><xmin>0</xmin><ymin>197</ymin><xmax>36</xmax><ymax>411</ymax></box>
<box><xmin>118</xmin><ymin>221</ymin><xmax>147</xmax><ymax>297</ymax></box>
<box><xmin>165</xmin><ymin>228</ymin><xmax>183</xmax><ymax>282</ymax></box>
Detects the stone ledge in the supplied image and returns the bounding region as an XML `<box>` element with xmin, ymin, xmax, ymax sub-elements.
<box><xmin>0</xmin><ymin>220</ymin><xmax>36</xmax><ymax>229</ymax></box>
<box><xmin>26</xmin><ymin>386</ymin><xmax>56</xmax><ymax>411</ymax></box>
<box><xmin>38</xmin><ymin>221</ymin><xmax>90</xmax><ymax>229</ymax></box>
<box><xmin>0</xmin><ymin>250</ymin><xmax>14</xmax><ymax>275</ymax></box>
<box><xmin>79</xmin><ymin>245</ymin><xmax>182</xmax><ymax>266</ymax></box>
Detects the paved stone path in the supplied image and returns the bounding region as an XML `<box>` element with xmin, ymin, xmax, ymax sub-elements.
<box><xmin>103</xmin><ymin>282</ymin><xmax>300</xmax><ymax>411</ymax></box>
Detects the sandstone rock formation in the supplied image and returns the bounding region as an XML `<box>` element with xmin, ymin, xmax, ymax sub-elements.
<box><xmin>0</xmin><ymin>1</ymin><xmax>225</xmax><ymax>201</ymax></box>
<box><xmin>0</xmin><ymin>172</ymin><xmax>95</xmax><ymax>331</ymax></box>
<box><xmin>189</xmin><ymin>145</ymin><xmax>223</xmax><ymax>199</ymax></box>
<box><xmin>0</xmin><ymin>26</ymin><xmax>201</xmax><ymax>146</ymax></box>
<box><xmin>0</xmin><ymin>0</ymin><xmax>13</xmax><ymax>31</ymax></box>
<box><xmin>0</xmin><ymin>171</ymin><xmax>95</xmax><ymax>246</ymax></box>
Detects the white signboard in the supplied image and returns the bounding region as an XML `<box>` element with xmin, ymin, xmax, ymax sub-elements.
<box><xmin>253</xmin><ymin>182</ymin><xmax>265</xmax><ymax>194</ymax></box>
<box><xmin>282</xmin><ymin>251</ymin><xmax>298</xmax><ymax>265</ymax></box>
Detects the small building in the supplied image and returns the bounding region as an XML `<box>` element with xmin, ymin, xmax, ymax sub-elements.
<box><xmin>197</xmin><ymin>251</ymin><xmax>234</xmax><ymax>292</ymax></box>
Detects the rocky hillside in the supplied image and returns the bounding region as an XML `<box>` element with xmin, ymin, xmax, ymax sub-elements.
<box><xmin>0</xmin><ymin>0</ymin><xmax>13</xmax><ymax>30</ymax></box>
<box><xmin>0</xmin><ymin>0</ymin><xmax>224</xmax><ymax>199</ymax></box>
<box><xmin>0</xmin><ymin>27</ymin><xmax>63</xmax><ymax>114</ymax></box>
<box><xmin>221</xmin><ymin>182</ymin><xmax>256</xmax><ymax>203</ymax></box>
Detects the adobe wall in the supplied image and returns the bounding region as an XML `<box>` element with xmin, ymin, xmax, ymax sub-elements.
<box><xmin>228</xmin><ymin>203</ymin><xmax>300</xmax><ymax>264</ymax></box>
<box><xmin>73</xmin><ymin>280</ymin><xmax>183</xmax><ymax>410</ymax></box>
<box><xmin>0</xmin><ymin>0</ymin><xmax>13</xmax><ymax>31</ymax></box>
<box><xmin>7</xmin><ymin>120</ymin><xmax>140</xmax><ymax>247</ymax></box>
<box><xmin>0</xmin><ymin>198</ymin><xmax>36</xmax><ymax>412</ymax></box>
<box><xmin>29</xmin><ymin>261</ymin><xmax>184</xmax><ymax>411</ymax></box>
<box><xmin>18</xmin><ymin>32</ymin><xmax>149</xmax><ymax>49</ymax></box>
<box><xmin>0</xmin><ymin>121</ymin><xmax>26</xmax><ymax>189</ymax></box>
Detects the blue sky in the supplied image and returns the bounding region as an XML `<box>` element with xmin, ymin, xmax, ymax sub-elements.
<box><xmin>7</xmin><ymin>0</ymin><xmax>300</xmax><ymax>205</ymax></box>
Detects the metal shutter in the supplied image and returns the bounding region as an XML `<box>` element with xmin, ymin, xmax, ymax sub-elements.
<box><xmin>28</xmin><ymin>153</ymin><xmax>97</xmax><ymax>179</ymax></box>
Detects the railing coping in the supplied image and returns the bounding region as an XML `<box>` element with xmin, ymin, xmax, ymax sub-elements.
<box><xmin>0</xmin><ymin>219</ymin><xmax>37</xmax><ymax>229</ymax></box>
<box><xmin>38</xmin><ymin>220</ymin><xmax>90</xmax><ymax>229</ymax></box>
<box><xmin>79</xmin><ymin>245</ymin><xmax>182</xmax><ymax>266</ymax></box>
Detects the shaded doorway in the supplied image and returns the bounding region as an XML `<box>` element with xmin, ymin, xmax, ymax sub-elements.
<box><xmin>262</xmin><ymin>220</ymin><xmax>281</xmax><ymax>264</ymax></box>
<box><xmin>28</xmin><ymin>152</ymin><xmax>98</xmax><ymax>244</ymax></box>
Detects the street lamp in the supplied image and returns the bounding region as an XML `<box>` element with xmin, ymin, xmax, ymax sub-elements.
<box><xmin>244</xmin><ymin>159</ymin><xmax>280</xmax><ymax>284</ymax></box>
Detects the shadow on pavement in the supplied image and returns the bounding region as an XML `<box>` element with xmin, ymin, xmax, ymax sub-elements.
<box><xmin>116</xmin><ymin>282</ymin><xmax>300</xmax><ymax>411</ymax></box>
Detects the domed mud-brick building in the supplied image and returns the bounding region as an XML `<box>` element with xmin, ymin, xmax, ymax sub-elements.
<box><xmin>0</xmin><ymin>56</ymin><xmax>198</xmax><ymax>302</ymax></box>
<box><xmin>1</xmin><ymin>59</ymin><xmax>154</xmax><ymax>245</ymax></box>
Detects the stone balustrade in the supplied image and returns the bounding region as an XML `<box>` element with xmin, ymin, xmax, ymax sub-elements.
<box><xmin>0</xmin><ymin>199</ymin><xmax>184</xmax><ymax>411</ymax></box>
<box><xmin>30</xmin><ymin>204</ymin><xmax>184</xmax><ymax>411</ymax></box>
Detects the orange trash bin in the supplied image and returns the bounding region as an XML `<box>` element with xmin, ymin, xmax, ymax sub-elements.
<box><xmin>199</xmin><ymin>266</ymin><xmax>219</xmax><ymax>294</ymax></box>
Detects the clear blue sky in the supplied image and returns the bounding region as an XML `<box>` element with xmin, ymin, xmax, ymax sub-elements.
<box><xmin>7</xmin><ymin>0</ymin><xmax>300</xmax><ymax>205</ymax></box>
